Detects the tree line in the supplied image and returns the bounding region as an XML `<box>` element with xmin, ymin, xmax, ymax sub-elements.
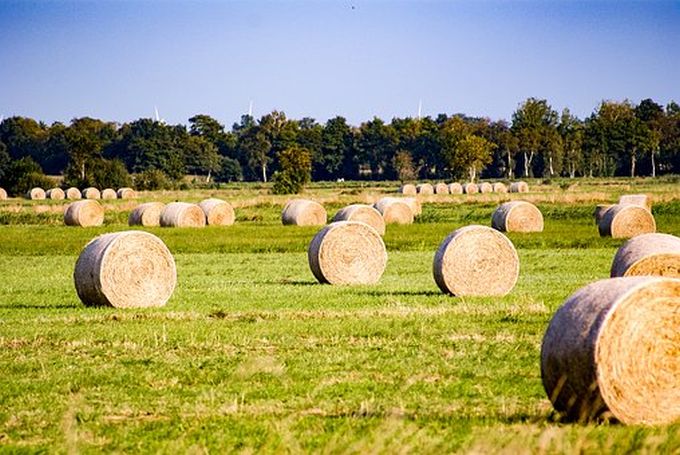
<box><xmin>1</xmin><ymin>97</ymin><xmax>679</xmax><ymax>195</ymax></box>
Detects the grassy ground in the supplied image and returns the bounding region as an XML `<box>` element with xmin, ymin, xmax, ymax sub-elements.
<box><xmin>1</xmin><ymin>179</ymin><xmax>679</xmax><ymax>453</ymax></box>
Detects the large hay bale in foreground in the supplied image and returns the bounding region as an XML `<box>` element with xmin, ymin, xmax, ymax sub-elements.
<box><xmin>434</xmin><ymin>183</ymin><xmax>449</xmax><ymax>194</ymax></box>
<box><xmin>540</xmin><ymin>276</ymin><xmax>680</xmax><ymax>424</ymax></box>
<box><xmin>199</xmin><ymin>198</ymin><xmax>235</xmax><ymax>226</ymax></box>
<box><xmin>433</xmin><ymin>225</ymin><xmax>519</xmax><ymax>296</ymax></box>
<box><xmin>128</xmin><ymin>202</ymin><xmax>165</xmax><ymax>227</ymax></box>
<box><xmin>492</xmin><ymin>182</ymin><xmax>508</xmax><ymax>193</ymax></box>
<box><xmin>46</xmin><ymin>188</ymin><xmax>65</xmax><ymax>200</ymax></box>
<box><xmin>83</xmin><ymin>187</ymin><xmax>100</xmax><ymax>199</ymax></box>
<box><xmin>0</xmin><ymin>188</ymin><xmax>6</xmax><ymax>200</ymax></box>
<box><xmin>332</xmin><ymin>204</ymin><xmax>386</xmax><ymax>236</ymax></box>
<box><xmin>398</xmin><ymin>183</ymin><xmax>417</xmax><ymax>195</ymax></box>
<box><xmin>463</xmin><ymin>183</ymin><xmax>478</xmax><ymax>194</ymax></box>
<box><xmin>416</xmin><ymin>183</ymin><xmax>434</xmax><ymax>195</ymax></box>
<box><xmin>373</xmin><ymin>197</ymin><xmax>414</xmax><ymax>224</ymax></box>
<box><xmin>160</xmin><ymin>202</ymin><xmax>206</xmax><ymax>228</ymax></box>
<box><xmin>492</xmin><ymin>201</ymin><xmax>544</xmax><ymax>233</ymax></box>
<box><xmin>619</xmin><ymin>194</ymin><xmax>651</xmax><ymax>211</ymax></box>
<box><xmin>448</xmin><ymin>183</ymin><xmax>463</xmax><ymax>194</ymax></box>
<box><xmin>594</xmin><ymin>204</ymin><xmax>613</xmax><ymax>225</ymax></box>
<box><xmin>64</xmin><ymin>200</ymin><xmax>105</xmax><ymax>227</ymax></box>
<box><xmin>281</xmin><ymin>199</ymin><xmax>327</xmax><ymax>226</ymax></box>
<box><xmin>598</xmin><ymin>204</ymin><xmax>656</xmax><ymax>239</ymax></box>
<box><xmin>26</xmin><ymin>187</ymin><xmax>46</xmax><ymax>200</ymax></box>
<box><xmin>610</xmin><ymin>233</ymin><xmax>680</xmax><ymax>278</ymax></box>
<box><xmin>478</xmin><ymin>182</ymin><xmax>493</xmax><ymax>193</ymax></box>
<box><xmin>308</xmin><ymin>221</ymin><xmax>387</xmax><ymax>285</ymax></box>
<box><xmin>402</xmin><ymin>197</ymin><xmax>422</xmax><ymax>217</ymax></box>
<box><xmin>101</xmin><ymin>188</ymin><xmax>117</xmax><ymax>199</ymax></box>
<box><xmin>74</xmin><ymin>231</ymin><xmax>177</xmax><ymax>308</ymax></box>
<box><xmin>510</xmin><ymin>181</ymin><xmax>529</xmax><ymax>193</ymax></box>
<box><xmin>66</xmin><ymin>187</ymin><xmax>82</xmax><ymax>200</ymax></box>
<box><xmin>117</xmin><ymin>187</ymin><xmax>136</xmax><ymax>199</ymax></box>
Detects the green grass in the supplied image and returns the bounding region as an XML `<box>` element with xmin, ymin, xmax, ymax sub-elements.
<box><xmin>1</xmin><ymin>184</ymin><xmax>679</xmax><ymax>452</ymax></box>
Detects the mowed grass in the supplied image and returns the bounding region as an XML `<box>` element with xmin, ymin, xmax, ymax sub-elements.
<box><xmin>1</xmin><ymin>187</ymin><xmax>680</xmax><ymax>452</ymax></box>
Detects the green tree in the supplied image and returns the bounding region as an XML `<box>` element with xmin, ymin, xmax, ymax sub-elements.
<box><xmin>511</xmin><ymin>98</ymin><xmax>559</xmax><ymax>177</ymax></box>
<box><xmin>0</xmin><ymin>116</ymin><xmax>48</xmax><ymax>162</ymax></box>
<box><xmin>0</xmin><ymin>157</ymin><xmax>52</xmax><ymax>196</ymax></box>
<box><xmin>322</xmin><ymin>116</ymin><xmax>354</xmax><ymax>180</ymax></box>
<box><xmin>354</xmin><ymin>117</ymin><xmax>397</xmax><ymax>179</ymax></box>
<box><xmin>63</xmin><ymin>117</ymin><xmax>118</xmax><ymax>183</ymax></box>
<box><xmin>485</xmin><ymin>120</ymin><xmax>518</xmax><ymax>179</ymax></box>
<box><xmin>559</xmin><ymin>109</ymin><xmax>584</xmax><ymax>178</ymax></box>
<box><xmin>393</xmin><ymin>150</ymin><xmax>417</xmax><ymax>182</ymax></box>
<box><xmin>183</xmin><ymin>135</ymin><xmax>221</xmax><ymax>182</ymax></box>
<box><xmin>271</xmin><ymin>146</ymin><xmax>312</xmax><ymax>194</ymax></box>
<box><xmin>635</xmin><ymin>99</ymin><xmax>664</xmax><ymax>177</ymax></box>
<box><xmin>456</xmin><ymin>135</ymin><xmax>495</xmax><ymax>182</ymax></box>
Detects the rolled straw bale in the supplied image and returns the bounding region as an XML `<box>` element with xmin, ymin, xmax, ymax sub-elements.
<box><xmin>510</xmin><ymin>181</ymin><xmax>529</xmax><ymax>193</ymax></box>
<box><xmin>74</xmin><ymin>230</ymin><xmax>176</xmax><ymax>308</ymax></box>
<box><xmin>117</xmin><ymin>187</ymin><xmax>136</xmax><ymax>199</ymax></box>
<box><xmin>619</xmin><ymin>194</ymin><xmax>651</xmax><ymax>211</ymax></box>
<box><xmin>66</xmin><ymin>187</ymin><xmax>82</xmax><ymax>200</ymax></box>
<box><xmin>598</xmin><ymin>204</ymin><xmax>656</xmax><ymax>239</ymax></box>
<box><xmin>128</xmin><ymin>202</ymin><xmax>165</xmax><ymax>227</ymax></box>
<box><xmin>26</xmin><ymin>187</ymin><xmax>46</xmax><ymax>200</ymax></box>
<box><xmin>434</xmin><ymin>182</ymin><xmax>449</xmax><ymax>194</ymax></box>
<box><xmin>433</xmin><ymin>225</ymin><xmax>519</xmax><ymax>296</ymax></box>
<box><xmin>402</xmin><ymin>197</ymin><xmax>422</xmax><ymax>217</ymax></box>
<box><xmin>492</xmin><ymin>182</ymin><xmax>508</xmax><ymax>193</ymax></box>
<box><xmin>491</xmin><ymin>201</ymin><xmax>544</xmax><ymax>233</ymax></box>
<box><xmin>101</xmin><ymin>188</ymin><xmax>117</xmax><ymax>200</ymax></box>
<box><xmin>373</xmin><ymin>197</ymin><xmax>414</xmax><ymax>224</ymax></box>
<box><xmin>160</xmin><ymin>202</ymin><xmax>206</xmax><ymax>228</ymax></box>
<box><xmin>308</xmin><ymin>221</ymin><xmax>387</xmax><ymax>285</ymax></box>
<box><xmin>0</xmin><ymin>188</ymin><xmax>6</xmax><ymax>200</ymax></box>
<box><xmin>478</xmin><ymin>182</ymin><xmax>493</xmax><ymax>193</ymax></box>
<box><xmin>416</xmin><ymin>183</ymin><xmax>434</xmax><ymax>195</ymax></box>
<box><xmin>594</xmin><ymin>204</ymin><xmax>613</xmax><ymax>225</ymax></box>
<box><xmin>332</xmin><ymin>204</ymin><xmax>386</xmax><ymax>236</ymax></box>
<box><xmin>610</xmin><ymin>233</ymin><xmax>680</xmax><ymax>278</ymax></box>
<box><xmin>199</xmin><ymin>198</ymin><xmax>235</xmax><ymax>226</ymax></box>
<box><xmin>448</xmin><ymin>183</ymin><xmax>463</xmax><ymax>194</ymax></box>
<box><xmin>83</xmin><ymin>187</ymin><xmax>100</xmax><ymax>199</ymax></box>
<box><xmin>398</xmin><ymin>183</ymin><xmax>417</xmax><ymax>195</ymax></box>
<box><xmin>281</xmin><ymin>199</ymin><xmax>327</xmax><ymax>226</ymax></box>
<box><xmin>540</xmin><ymin>276</ymin><xmax>680</xmax><ymax>425</ymax></box>
<box><xmin>46</xmin><ymin>188</ymin><xmax>65</xmax><ymax>200</ymax></box>
<box><xmin>463</xmin><ymin>183</ymin><xmax>478</xmax><ymax>194</ymax></box>
<box><xmin>64</xmin><ymin>200</ymin><xmax>104</xmax><ymax>227</ymax></box>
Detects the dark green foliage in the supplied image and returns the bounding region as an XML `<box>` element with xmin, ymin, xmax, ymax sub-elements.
<box><xmin>133</xmin><ymin>168</ymin><xmax>174</xmax><ymax>190</ymax></box>
<box><xmin>0</xmin><ymin>157</ymin><xmax>53</xmax><ymax>196</ymax></box>
<box><xmin>271</xmin><ymin>146</ymin><xmax>312</xmax><ymax>194</ymax></box>
<box><xmin>64</xmin><ymin>158</ymin><xmax>132</xmax><ymax>189</ymax></box>
<box><xmin>215</xmin><ymin>156</ymin><xmax>243</xmax><ymax>183</ymax></box>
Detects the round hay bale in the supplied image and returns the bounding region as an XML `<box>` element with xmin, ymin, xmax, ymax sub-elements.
<box><xmin>491</xmin><ymin>201</ymin><xmax>544</xmax><ymax>233</ymax></box>
<box><xmin>448</xmin><ymin>183</ymin><xmax>463</xmax><ymax>194</ymax></box>
<box><xmin>478</xmin><ymin>182</ymin><xmax>493</xmax><ymax>193</ymax></box>
<box><xmin>373</xmin><ymin>197</ymin><xmax>414</xmax><ymax>224</ymax></box>
<box><xmin>463</xmin><ymin>183</ymin><xmax>478</xmax><ymax>194</ymax></box>
<box><xmin>66</xmin><ymin>187</ymin><xmax>82</xmax><ymax>200</ymax></box>
<box><xmin>101</xmin><ymin>188</ymin><xmax>117</xmax><ymax>200</ymax></box>
<box><xmin>540</xmin><ymin>276</ymin><xmax>680</xmax><ymax>425</ymax></box>
<box><xmin>399</xmin><ymin>183</ymin><xmax>417</xmax><ymax>195</ymax></box>
<box><xmin>598</xmin><ymin>204</ymin><xmax>656</xmax><ymax>239</ymax></box>
<box><xmin>509</xmin><ymin>181</ymin><xmax>529</xmax><ymax>193</ymax></box>
<box><xmin>117</xmin><ymin>187</ymin><xmax>136</xmax><ymax>199</ymax></box>
<box><xmin>332</xmin><ymin>204</ymin><xmax>386</xmax><ymax>236</ymax></box>
<box><xmin>46</xmin><ymin>188</ymin><xmax>65</xmax><ymax>200</ymax></box>
<box><xmin>83</xmin><ymin>187</ymin><xmax>101</xmax><ymax>199</ymax></box>
<box><xmin>433</xmin><ymin>225</ymin><xmax>519</xmax><ymax>296</ymax></box>
<box><xmin>64</xmin><ymin>200</ymin><xmax>105</xmax><ymax>227</ymax></box>
<box><xmin>74</xmin><ymin>230</ymin><xmax>177</xmax><ymax>308</ymax></box>
<box><xmin>434</xmin><ymin>183</ymin><xmax>449</xmax><ymax>194</ymax></box>
<box><xmin>0</xmin><ymin>188</ymin><xmax>6</xmax><ymax>200</ymax></box>
<box><xmin>26</xmin><ymin>187</ymin><xmax>46</xmax><ymax>200</ymax></box>
<box><xmin>128</xmin><ymin>202</ymin><xmax>165</xmax><ymax>227</ymax></box>
<box><xmin>402</xmin><ymin>197</ymin><xmax>422</xmax><ymax>217</ymax></box>
<box><xmin>492</xmin><ymin>182</ymin><xmax>508</xmax><ymax>193</ymax></box>
<box><xmin>308</xmin><ymin>221</ymin><xmax>387</xmax><ymax>285</ymax></box>
<box><xmin>160</xmin><ymin>202</ymin><xmax>206</xmax><ymax>228</ymax></box>
<box><xmin>416</xmin><ymin>183</ymin><xmax>434</xmax><ymax>195</ymax></box>
<box><xmin>281</xmin><ymin>199</ymin><xmax>327</xmax><ymax>226</ymax></box>
<box><xmin>594</xmin><ymin>204</ymin><xmax>613</xmax><ymax>225</ymax></box>
<box><xmin>610</xmin><ymin>233</ymin><xmax>680</xmax><ymax>278</ymax></box>
<box><xmin>619</xmin><ymin>194</ymin><xmax>651</xmax><ymax>211</ymax></box>
<box><xmin>199</xmin><ymin>198</ymin><xmax>235</xmax><ymax>226</ymax></box>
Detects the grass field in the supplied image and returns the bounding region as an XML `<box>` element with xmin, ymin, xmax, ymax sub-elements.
<box><xmin>1</xmin><ymin>178</ymin><xmax>679</xmax><ymax>453</ymax></box>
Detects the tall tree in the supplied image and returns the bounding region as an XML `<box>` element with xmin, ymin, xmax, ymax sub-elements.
<box><xmin>354</xmin><ymin>117</ymin><xmax>397</xmax><ymax>179</ymax></box>
<box><xmin>321</xmin><ymin>116</ymin><xmax>354</xmax><ymax>180</ymax></box>
<box><xmin>511</xmin><ymin>98</ymin><xmax>559</xmax><ymax>177</ymax></box>
<box><xmin>0</xmin><ymin>116</ymin><xmax>48</xmax><ymax>162</ymax></box>
<box><xmin>559</xmin><ymin>109</ymin><xmax>584</xmax><ymax>178</ymax></box>
<box><xmin>64</xmin><ymin>117</ymin><xmax>118</xmax><ymax>182</ymax></box>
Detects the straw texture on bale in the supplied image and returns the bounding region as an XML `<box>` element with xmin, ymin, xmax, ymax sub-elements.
<box><xmin>66</xmin><ymin>187</ymin><xmax>82</xmax><ymax>199</ymax></box>
<box><xmin>101</xmin><ymin>188</ymin><xmax>117</xmax><ymax>199</ymax></box>
<box><xmin>491</xmin><ymin>201</ymin><xmax>544</xmax><ymax>233</ymax></box>
<box><xmin>463</xmin><ymin>183</ymin><xmax>478</xmax><ymax>194</ymax></box>
<box><xmin>398</xmin><ymin>183</ymin><xmax>417</xmax><ymax>195</ymax></box>
<box><xmin>0</xmin><ymin>188</ymin><xmax>6</xmax><ymax>200</ymax></box>
<box><xmin>492</xmin><ymin>182</ymin><xmax>508</xmax><ymax>193</ymax></box>
<box><xmin>434</xmin><ymin>183</ymin><xmax>450</xmax><ymax>194</ymax></box>
<box><xmin>478</xmin><ymin>182</ymin><xmax>493</xmax><ymax>193</ymax></box>
<box><xmin>598</xmin><ymin>204</ymin><xmax>656</xmax><ymax>239</ymax></box>
<box><xmin>117</xmin><ymin>187</ymin><xmax>136</xmax><ymax>199</ymax></box>
<box><xmin>83</xmin><ymin>187</ymin><xmax>101</xmax><ymax>199</ymax></box>
<box><xmin>540</xmin><ymin>276</ymin><xmax>680</xmax><ymax>425</ymax></box>
<box><xmin>594</xmin><ymin>204</ymin><xmax>613</xmax><ymax>225</ymax></box>
<box><xmin>160</xmin><ymin>202</ymin><xmax>206</xmax><ymax>228</ymax></box>
<box><xmin>416</xmin><ymin>183</ymin><xmax>434</xmax><ymax>195</ymax></box>
<box><xmin>199</xmin><ymin>198</ymin><xmax>235</xmax><ymax>226</ymax></box>
<box><xmin>402</xmin><ymin>197</ymin><xmax>422</xmax><ymax>217</ymax></box>
<box><xmin>433</xmin><ymin>225</ymin><xmax>519</xmax><ymax>296</ymax></box>
<box><xmin>332</xmin><ymin>204</ymin><xmax>386</xmax><ymax>236</ymax></box>
<box><xmin>64</xmin><ymin>200</ymin><xmax>105</xmax><ymax>227</ymax></box>
<box><xmin>448</xmin><ymin>183</ymin><xmax>463</xmax><ymax>194</ymax></box>
<box><xmin>74</xmin><ymin>231</ymin><xmax>177</xmax><ymax>308</ymax></box>
<box><xmin>128</xmin><ymin>202</ymin><xmax>165</xmax><ymax>227</ymax></box>
<box><xmin>510</xmin><ymin>181</ymin><xmax>529</xmax><ymax>193</ymax></box>
<box><xmin>27</xmin><ymin>187</ymin><xmax>46</xmax><ymax>200</ymax></box>
<box><xmin>308</xmin><ymin>221</ymin><xmax>387</xmax><ymax>285</ymax></box>
<box><xmin>46</xmin><ymin>188</ymin><xmax>65</xmax><ymax>200</ymax></box>
<box><xmin>281</xmin><ymin>199</ymin><xmax>327</xmax><ymax>226</ymax></box>
<box><xmin>619</xmin><ymin>194</ymin><xmax>651</xmax><ymax>211</ymax></box>
<box><xmin>610</xmin><ymin>233</ymin><xmax>680</xmax><ymax>278</ymax></box>
<box><xmin>373</xmin><ymin>197</ymin><xmax>414</xmax><ymax>224</ymax></box>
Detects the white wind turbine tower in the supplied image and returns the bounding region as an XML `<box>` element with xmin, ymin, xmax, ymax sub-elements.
<box><xmin>154</xmin><ymin>106</ymin><xmax>165</xmax><ymax>124</ymax></box>
<box><xmin>417</xmin><ymin>99</ymin><xmax>422</xmax><ymax>119</ymax></box>
<box><xmin>248</xmin><ymin>100</ymin><xmax>253</xmax><ymax>117</ymax></box>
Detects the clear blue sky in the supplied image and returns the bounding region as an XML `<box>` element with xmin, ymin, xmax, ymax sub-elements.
<box><xmin>1</xmin><ymin>0</ymin><xmax>679</xmax><ymax>127</ymax></box>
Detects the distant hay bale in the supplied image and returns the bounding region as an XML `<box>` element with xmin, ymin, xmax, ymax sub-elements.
<box><xmin>74</xmin><ymin>230</ymin><xmax>176</xmax><ymax>308</ymax></box>
<box><xmin>463</xmin><ymin>183</ymin><xmax>478</xmax><ymax>194</ymax></box>
<box><xmin>373</xmin><ymin>197</ymin><xmax>414</xmax><ymax>224</ymax></box>
<box><xmin>598</xmin><ymin>204</ymin><xmax>656</xmax><ymax>239</ymax></box>
<box><xmin>399</xmin><ymin>183</ymin><xmax>417</xmax><ymax>195</ymax></box>
<box><xmin>83</xmin><ymin>187</ymin><xmax>100</xmax><ymax>199</ymax></box>
<box><xmin>434</xmin><ymin>183</ymin><xmax>449</xmax><ymax>194</ymax></box>
<box><xmin>619</xmin><ymin>194</ymin><xmax>651</xmax><ymax>211</ymax></box>
<box><xmin>308</xmin><ymin>221</ymin><xmax>387</xmax><ymax>285</ymax></box>
<box><xmin>101</xmin><ymin>188</ymin><xmax>117</xmax><ymax>199</ymax></box>
<box><xmin>510</xmin><ymin>181</ymin><xmax>529</xmax><ymax>193</ymax></box>
<box><xmin>492</xmin><ymin>182</ymin><xmax>507</xmax><ymax>193</ymax></box>
<box><xmin>540</xmin><ymin>276</ymin><xmax>680</xmax><ymax>424</ymax></box>
<box><xmin>66</xmin><ymin>187</ymin><xmax>82</xmax><ymax>199</ymax></box>
<box><xmin>416</xmin><ymin>183</ymin><xmax>434</xmax><ymax>195</ymax></box>
<box><xmin>332</xmin><ymin>204</ymin><xmax>386</xmax><ymax>236</ymax></box>
<box><xmin>199</xmin><ymin>198</ymin><xmax>235</xmax><ymax>226</ymax></box>
<box><xmin>46</xmin><ymin>188</ymin><xmax>65</xmax><ymax>200</ymax></box>
<box><xmin>0</xmin><ymin>188</ymin><xmax>6</xmax><ymax>200</ymax></box>
<box><xmin>433</xmin><ymin>225</ymin><xmax>519</xmax><ymax>296</ymax></box>
<box><xmin>610</xmin><ymin>233</ymin><xmax>680</xmax><ymax>278</ymax></box>
<box><xmin>594</xmin><ymin>204</ymin><xmax>613</xmax><ymax>225</ymax></box>
<box><xmin>160</xmin><ymin>202</ymin><xmax>206</xmax><ymax>228</ymax></box>
<box><xmin>128</xmin><ymin>202</ymin><xmax>165</xmax><ymax>227</ymax></box>
<box><xmin>64</xmin><ymin>200</ymin><xmax>105</xmax><ymax>227</ymax></box>
<box><xmin>448</xmin><ymin>183</ymin><xmax>463</xmax><ymax>194</ymax></box>
<box><xmin>117</xmin><ymin>187</ymin><xmax>136</xmax><ymax>199</ymax></box>
<box><xmin>492</xmin><ymin>201</ymin><xmax>544</xmax><ymax>233</ymax></box>
<box><xmin>478</xmin><ymin>182</ymin><xmax>493</xmax><ymax>193</ymax></box>
<box><xmin>281</xmin><ymin>199</ymin><xmax>327</xmax><ymax>226</ymax></box>
<box><xmin>402</xmin><ymin>197</ymin><xmax>422</xmax><ymax>217</ymax></box>
<box><xmin>26</xmin><ymin>187</ymin><xmax>46</xmax><ymax>200</ymax></box>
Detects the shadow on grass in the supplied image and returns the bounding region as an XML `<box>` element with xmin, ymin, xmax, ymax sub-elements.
<box><xmin>355</xmin><ymin>290</ymin><xmax>442</xmax><ymax>297</ymax></box>
<box><xmin>0</xmin><ymin>303</ymin><xmax>79</xmax><ymax>309</ymax></box>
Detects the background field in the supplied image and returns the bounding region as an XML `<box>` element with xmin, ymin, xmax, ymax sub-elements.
<box><xmin>1</xmin><ymin>178</ymin><xmax>679</xmax><ymax>453</ymax></box>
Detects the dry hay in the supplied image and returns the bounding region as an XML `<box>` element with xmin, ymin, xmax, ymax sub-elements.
<box><xmin>478</xmin><ymin>182</ymin><xmax>493</xmax><ymax>193</ymax></box>
<box><xmin>402</xmin><ymin>197</ymin><xmax>422</xmax><ymax>217</ymax></box>
<box><xmin>308</xmin><ymin>221</ymin><xmax>387</xmax><ymax>285</ymax></box>
<box><xmin>46</xmin><ymin>188</ymin><xmax>65</xmax><ymax>200</ymax></box>
<box><xmin>540</xmin><ymin>276</ymin><xmax>680</xmax><ymax>425</ymax></box>
<box><xmin>26</xmin><ymin>187</ymin><xmax>46</xmax><ymax>200</ymax></box>
<box><xmin>510</xmin><ymin>181</ymin><xmax>529</xmax><ymax>193</ymax></box>
<box><xmin>434</xmin><ymin>183</ymin><xmax>450</xmax><ymax>194</ymax></box>
<box><xmin>492</xmin><ymin>182</ymin><xmax>508</xmax><ymax>193</ymax></box>
<box><xmin>128</xmin><ymin>202</ymin><xmax>166</xmax><ymax>227</ymax></box>
<box><xmin>594</xmin><ymin>204</ymin><xmax>613</xmax><ymax>225</ymax></box>
<box><xmin>101</xmin><ymin>188</ymin><xmax>117</xmax><ymax>199</ymax></box>
<box><xmin>463</xmin><ymin>183</ymin><xmax>478</xmax><ymax>194</ymax></box>
<box><xmin>398</xmin><ymin>183</ymin><xmax>417</xmax><ymax>195</ymax></box>
<box><xmin>491</xmin><ymin>201</ymin><xmax>544</xmax><ymax>233</ymax></box>
<box><xmin>619</xmin><ymin>194</ymin><xmax>651</xmax><ymax>211</ymax></box>
<box><xmin>448</xmin><ymin>183</ymin><xmax>463</xmax><ymax>194</ymax></box>
<box><xmin>160</xmin><ymin>202</ymin><xmax>206</xmax><ymax>228</ymax></box>
<box><xmin>332</xmin><ymin>204</ymin><xmax>386</xmax><ymax>236</ymax></box>
<box><xmin>433</xmin><ymin>225</ymin><xmax>519</xmax><ymax>296</ymax></box>
<box><xmin>199</xmin><ymin>198</ymin><xmax>235</xmax><ymax>226</ymax></box>
<box><xmin>83</xmin><ymin>187</ymin><xmax>101</xmax><ymax>199</ymax></box>
<box><xmin>416</xmin><ymin>183</ymin><xmax>434</xmax><ymax>195</ymax></box>
<box><xmin>66</xmin><ymin>187</ymin><xmax>82</xmax><ymax>199</ymax></box>
<box><xmin>281</xmin><ymin>199</ymin><xmax>327</xmax><ymax>226</ymax></box>
<box><xmin>610</xmin><ymin>233</ymin><xmax>680</xmax><ymax>278</ymax></box>
<box><xmin>0</xmin><ymin>188</ymin><xmax>6</xmax><ymax>200</ymax></box>
<box><xmin>64</xmin><ymin>200</ymin><xmax>105</xmax><ymax>227</ymax></box>
<box><xmin>74</xmin><ymin>230</ymin><xmax>177</xmax><ymax>308</ymax></box>
<box><xmin>373</xmin><ymin>197</ymin><xmax>414</xmax><ymax>224</ymax></box>
<box><xmin>598</xmin><ymin>204</ymin><xmax>656</xmax><ymax>239</ymax></box>
<box><xmin>117</xmin><ymin>187</ymin><xmax>136</xmax><ymax>199</ymax></box>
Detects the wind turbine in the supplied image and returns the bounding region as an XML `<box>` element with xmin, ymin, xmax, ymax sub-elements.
<box><xmin>248</xmin><ymin>100</ymin><xmax>253</xmax><ymax>117</ymax></box>
<box><xmin>154</xmin><ymin>106</ymin><xmax>165</xmax><ymax>124</ymax></box>
<box><xmin>417</xmin><ymin>99</ymin><xmax>422</xmax><ymax>119</ymax></box>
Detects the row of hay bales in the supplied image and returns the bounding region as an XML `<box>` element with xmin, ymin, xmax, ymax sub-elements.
<box><xmin>399</xmin><ymin>181</ymin><xmax>529</xmax><ymax>195</ymax></box>
<box><xmin>25</xmin><ymin>186</ymin><xmax>136</xmax><ymax>200</ymax></box>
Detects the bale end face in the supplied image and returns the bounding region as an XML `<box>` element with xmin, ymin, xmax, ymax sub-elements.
<box><xmin>332</xmin><ymin>204</ymin><xmax>386</xmax><ymax>236</ymax></box>
<box><xmin>434</xmin><ymin>183</ymin><xmax>450</xmax><ymax>194</ymax></box>
<box><xmin>491</xmin><ymin>201</ymin><xmax>544</xmax><ymax>233</ymax></box>
<box><xmin>399</xmin><ymin>184</ymin><xmax>417</xmax><ymax>195</ymax></box>
<box><xmin>64</xmin><ymin>200</ymin><xmax>105</xmax><ymax>227</ymax></box>
<box><xmin>199</xmin><ymin>198</ymin><xmax>235</xmax><ymax>226</ymax></box>
<box><xmin>101</xmin><ymin>188</ymin><xmax>117</xmax><ymax>199</ymax></box>
<box><xmin>129</xmin><ymin>202</ymin><xmax>165</xmax><ymax>227</ymax></box>
<box><xmin>448</xmin><ymin>183</ymin><xmax>463</xmax><ymax>194</ymax></box>
<box><xmin>598</xmin><ymin>204</ymin><xmax>656</xmax><ymax>239</ymax></box>
<box><xmin>160</xmin><ymin>203</ymin><xmax>206</xmax><ymax>228</ymax></box>
<box><xmin>416</xmin><ymin>183</ymin><xmax>434</xmax><ymax>195</ymax></box>
<box><xmin>281</xmin><ymin>199</ymin><xmax>327</xmax><ymax>226</ymax></box>
<box><xmin>611</xmin><ymin>233</ymin><xmax>680</xmax><ymax>278</ymax></box>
